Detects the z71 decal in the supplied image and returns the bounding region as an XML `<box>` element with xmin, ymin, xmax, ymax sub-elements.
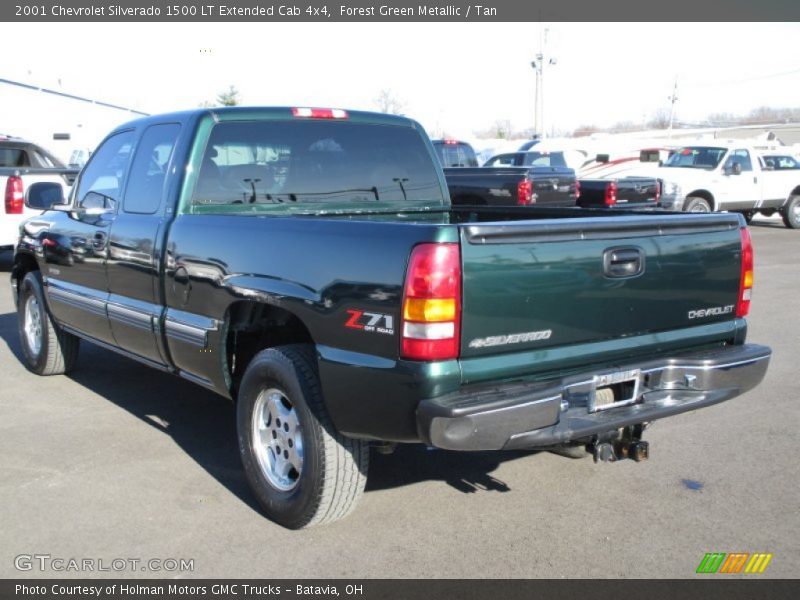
<box><xmin>344</xmin><ymin>310</ymin><xmax>395</xmax><ymax>335</ymax></box>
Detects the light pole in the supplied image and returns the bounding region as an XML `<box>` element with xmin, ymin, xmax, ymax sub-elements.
<box><xmin>667</xmin><ymin>77</ymin><xmax>678</xmax><ymax>139</ymax></box>
<box><xmin>531</xmin><ymin>54</ymin><xmax>542</xmax><ymax>137</ymax></box>
<box><xmin>531</xmin><ymin>27</ymin><xmax>556</xmax><ymax>139</ymax></box>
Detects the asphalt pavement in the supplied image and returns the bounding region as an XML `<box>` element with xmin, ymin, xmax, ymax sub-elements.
<box><xmin>1</xmin><ymin>215</ymin><xmax>797</xmax><ymax>579</ymax></box>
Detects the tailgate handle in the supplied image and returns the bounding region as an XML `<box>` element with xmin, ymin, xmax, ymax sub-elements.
<box><xmin>603</xmin><ymin>246</ymin><xmax>645</xmax><ymax>278</ymax></box>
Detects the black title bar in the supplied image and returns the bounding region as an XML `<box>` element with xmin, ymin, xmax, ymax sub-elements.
<box><xmin>3</xmin><ymin>579</ymin><xmax>800</xmax><ymax>600</ymax></box>
<box><xmin>5</xmin><ymin>0</ymin><xmax>800</xmax><ymax>21</ymax></box>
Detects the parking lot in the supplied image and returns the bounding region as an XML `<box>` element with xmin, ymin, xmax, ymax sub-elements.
<box><xmin>0</xmin><ymin>215</ymin><xmax>797</xmax><ymax>579</ymax></box>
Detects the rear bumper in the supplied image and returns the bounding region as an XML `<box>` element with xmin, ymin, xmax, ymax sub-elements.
<box><xmin>416</xmin><ymin>343</ymin><xmax>771</xmax><ymax>451</ymax></box>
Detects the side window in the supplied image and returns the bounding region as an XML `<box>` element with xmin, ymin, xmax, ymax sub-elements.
<box><xmin>32</xmin><ymin>150</ymin><xmax>57</xmax><ymax>168</ymax></box>
<box><xmin>726</xmin><ymin>149</ymin><xmax>752</xmax><ymax>172</ymax></box>
<box><xmin>75</xmin><ymin>130</ymin><xmax>135</xmax><ymax>207</ymax></box>
<box><xmin>123</xmin><ymin>123</ymin><xmax>181</xmax><ymax>214</ymax></box>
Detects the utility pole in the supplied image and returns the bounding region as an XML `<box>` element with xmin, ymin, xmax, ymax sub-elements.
<box><xmin>531</xmin><ymin>26</ymin><xmax>556</xmax><ymax>139</ymax></box>
<box><xmin>667</xmin><ymin>77</ymin><xmax>678</xmax><ymax>139</ymax></box>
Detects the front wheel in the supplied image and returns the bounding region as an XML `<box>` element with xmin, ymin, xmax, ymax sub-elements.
<box><xmin>17</xmin><ymin>272</ymin><xmax>79</xmax><ymax>375</ymax></box>
<box><xmin>782</xmin><ymin>195</ymin><xmax>800</xmax><ymax>229</ymax></box>
<box><xmin>237</xmin><ymin>345</ymin><xmax>368</xmax><ymax>529</ymax></box>
<box><xmin>684</xmin><ymin>197</ymin><xmax>711</xmax><ymax>213</ymax></box>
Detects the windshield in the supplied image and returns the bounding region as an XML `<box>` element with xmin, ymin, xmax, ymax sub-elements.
<box><xmin>663</xmin><ymin>147</ymin><xmax>728</xmax><ymax>169</ymax></box>
<box><xmin>193</xmin><ymin>121</ymin><xmax>446</xmax><ymax>211</ymax></box>
<box><xmin>484</xmin><ymin>153</ymin><xmax>521</xmax><ymax>167</ymax></box>
<box><xmin>522</xmin><ymin>151</ymin><xmax>567</xmax><ymax>168</ymax></box>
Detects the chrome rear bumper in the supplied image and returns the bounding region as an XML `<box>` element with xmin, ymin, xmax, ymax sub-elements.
<box><xmin>417</xmin><ymin>343</ymin><xmax>771</xmax><ymax>451</ymax></box>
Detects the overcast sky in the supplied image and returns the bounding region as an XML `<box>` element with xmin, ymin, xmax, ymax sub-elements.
<box><xmin>3</xmin><ymin>22</ymin><xmax>800</xmax><ymax>139</ymax></box>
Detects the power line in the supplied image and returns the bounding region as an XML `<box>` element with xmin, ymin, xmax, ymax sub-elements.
<box><xmin>0</xmin><ymin>77</ymin><xmax>149</xmax><ymax>116</ymax></box>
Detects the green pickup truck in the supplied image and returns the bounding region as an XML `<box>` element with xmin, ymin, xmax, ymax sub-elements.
<box><xmin>12</xmin><ymin>107</ymin><xmax>771</xmax><ymax>529</ymax></box>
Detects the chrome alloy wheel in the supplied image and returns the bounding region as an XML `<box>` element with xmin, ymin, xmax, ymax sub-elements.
<box><xmin>252</xmin><ymin>388</ymin><xmax>304</xmax><ymax>491</ymax></box>
<box><xmin>24</xmin><ymin>295</ymin><xmax>43</xmax><ymax>357</ymax></box>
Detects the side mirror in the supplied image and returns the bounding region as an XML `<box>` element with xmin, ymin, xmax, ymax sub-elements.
<box><xmin>25</xmin><ymin>182</ymin><xmax>66</xmax><ymax>210</ymax></box>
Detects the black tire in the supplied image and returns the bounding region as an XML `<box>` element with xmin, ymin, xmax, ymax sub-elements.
<box><xmin>782</xmin><ymin>195</ymin><xmax>800</xmax><ymax>229</ymax></box>
<box><xmin>684</xmin><ymin>197</ymin><xmax>711</xmax><ymax>213</ymax></box>
<box><xmin>237</xmin><ymin>344</ymin><xmax>368</xmax><ymax>529</ymax></box>
<box><xmin>17</xmin><ymin>271</ymin><xmax>79</xmax><ymax>375</ymax></box>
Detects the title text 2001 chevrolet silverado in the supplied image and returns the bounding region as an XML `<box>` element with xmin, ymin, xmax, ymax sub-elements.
<box><xmin>13</xmin><ymin>107</ymin><xmax>771</xmax><ymax>528</ymax></box>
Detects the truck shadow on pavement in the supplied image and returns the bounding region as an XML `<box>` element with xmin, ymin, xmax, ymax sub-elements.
<box><xmin>367</xmin><ymin>446</ymin><xmax>525</xmax><ymax>494</ymax></box>
<box><xmin>0</xmin><ymin>311</ymin><xmax>533</xmax><ymax>513</ymax></box>
<box><xmin>750</xmin><ymin>220</ymin><xmax>789</xmax><ymax>229</ymax></box>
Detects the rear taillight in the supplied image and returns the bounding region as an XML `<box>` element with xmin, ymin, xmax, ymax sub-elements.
<box><xmin>575</xmin><ymin>180</ymin><xmax>581</xmax><ymax>199</ymax></box>
<box><xmin>654</xmin><ymin>180</ymin><xmax>661</xmax><ymax>204</ymax></box>
<box><xmin>401</xmin><ymin>243</ymin><xmax>461</xmax><ymax>361</ymax></box>
<box><xmin>517</xmin><ymin>179</ymin><xmax>534</xmax><ymax>205</ymax></box>
<box><xmin>4</xmin><ymin>176</ymin><xmax>23</xmax><ymax>214</ymax></box>
<box><xmin>604</xmin><ymin>181</ymin><xmax>617</xmax><ymax>206</ymax></box>
<box><xmin>736</xmin><ymin>227</ymin><xmax>754</xmax><ymax>318</ymax></box>
<box><xmin>444</xmin><ymin>139</ymin><xmax>458</xmax><ymax>145</ymax></box>
<box><xmin>291</xmin><ymin>107</ymin><xmax>348</xmax><ymax>119</ymax></box>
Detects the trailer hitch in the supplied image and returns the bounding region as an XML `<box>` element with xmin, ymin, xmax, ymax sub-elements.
<box><xmin>590</xmin><ymin>425</ymin><xmax>649</xmax><ymax>463</ymax></box>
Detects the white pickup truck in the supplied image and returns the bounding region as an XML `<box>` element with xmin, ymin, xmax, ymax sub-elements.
<box><xmin>0</xmin><ymin>136</ymin><xmax>78</xmax><ymax>250</ymax></box>
<box><xmin>657</xmin><ymin>144</ymin><xmax>800</xmax><ymax>228</ymax></box>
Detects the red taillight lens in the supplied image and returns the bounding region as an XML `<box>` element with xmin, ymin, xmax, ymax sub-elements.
<box><xmin>575</xmin><ymin>180</ymin><xmax>581</xmax><ymax>199</ymax></box>
<box><xmin>736</xmin><ymin>227</ymin><xmax>754</xmax><ymax>318</ymax></box>
<box><xmin>604</xmin><ymin>181</ymin><xmax>617</xmax><ymax>206</ymax></box>
<box><xmin>291</xmin><ymin>107</ymin><xmax>348</xmax><ymax>119</ymax></box>
<box><xmin>5</xmin><ymin>175</ymin><xmax>24</xmax><ymax>214</ymax></box>
<box><xmin>401</xmin><ymin>243</ymin><xmax>461</xmax><ymax>361</ymax></box>
<box><xmin>517</xmin><ymin>179</ymin><xmax>533</xmax><ymax>205</ymax></box>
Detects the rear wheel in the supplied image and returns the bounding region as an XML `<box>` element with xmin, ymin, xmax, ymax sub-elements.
<box><xmin>17</xmin><ymin>272</ymin><xmax>79</xmax><ymax>375</ymax></box>
<box><xmin>237</xmin><ymin>344</ymin><xmax>368</xmax><ymax>529</ymax></box>
<box><xmin>684</xmin><ymin>197</ymin><xmax>711</xmax><ymax>213</ymax></box>
<box><xmin>782</xmin><ymin>196</ymin><xmax>800</xmax><ymax>229</ymax></box>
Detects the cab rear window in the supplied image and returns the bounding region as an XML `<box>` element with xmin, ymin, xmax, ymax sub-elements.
<box><xmin>0</xmin><ymin>148</ymin><xmax>29</xmax><ymax>167</ymax></box>
<box><xmin>192</xmin><ymin>121</ymin><xmax>445</xmax><ymax>211</ymax></box>
<box><xmin>433</xmin><ymin>142</ymin><xmax>479</xmax><ymax>168</ymax></box>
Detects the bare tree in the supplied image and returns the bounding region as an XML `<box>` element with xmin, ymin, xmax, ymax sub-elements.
<box><xmin>645</xmin><ymin>108</ymin><xmax>670</xmax><ymax>129</ymax></box>
<box><xmin>492</xmin><ymin>119</ymin><xmax>512</xmax><ymax>139</ymax></box>
<box><xmin>374</xmin><ymin>89</ymin><xmax>405</xmax><ymax>115</ymax></box>
<box><xmin>572</xmin><ymin>124</ymin><xmax>602</xmax><ymax>137</ymax></box>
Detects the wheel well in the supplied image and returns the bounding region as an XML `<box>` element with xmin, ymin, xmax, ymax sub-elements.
<box><xmin>790</xmin><ymin>186</ymin><xmax>800</xmax><ymax>198</ymax></box>
<box><xmin>12</xmin><ymin>253</ymin><xmax>39</xmax><ymax>296</ymax></box>
<box><xmin>686</xmin><ymin>190</ymin><xmax>715</xmax><ymax>211</ymax></box>
<box><xmin>225</xmin><ymin>301</ymin><xmax>313</xmax><ymax>396</ymax></box>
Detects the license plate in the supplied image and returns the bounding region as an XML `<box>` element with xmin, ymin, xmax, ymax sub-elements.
<box><xmin>590</xmin><ymin>369</ymin><xmax>641</xmax><ymax>412</ymax></box>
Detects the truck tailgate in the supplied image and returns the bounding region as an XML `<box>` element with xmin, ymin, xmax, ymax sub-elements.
<box><xmin>531</xmin><ymin>166</ymin><xmax>576</xmax><ymax>206</ymax></box>
<box><xmin>459</xmin><ymin>213</ymin><xmax>744</xmax><ymax>359</ymax></box>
